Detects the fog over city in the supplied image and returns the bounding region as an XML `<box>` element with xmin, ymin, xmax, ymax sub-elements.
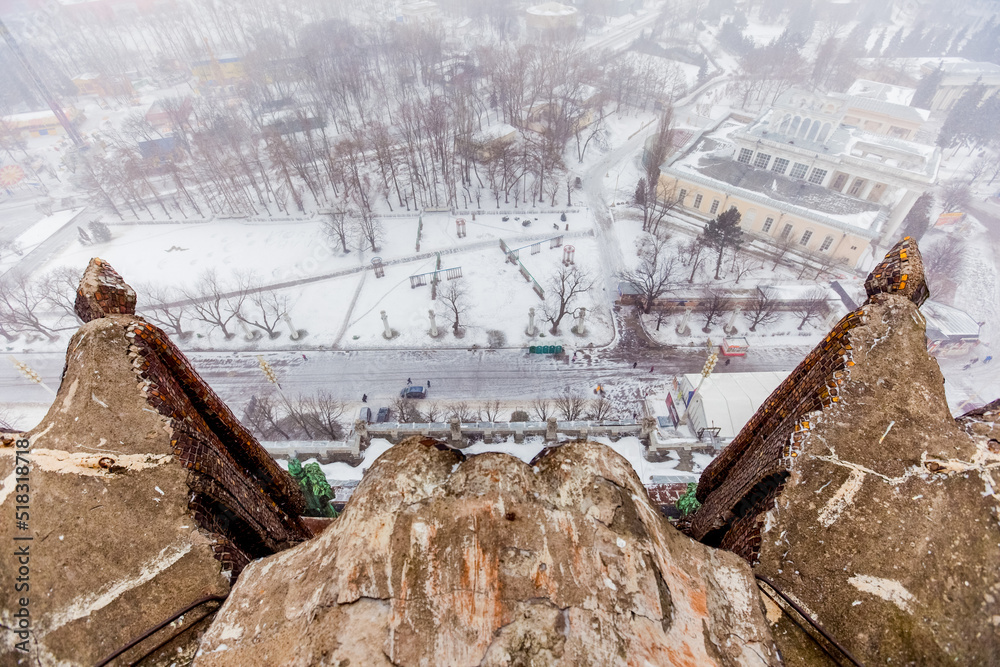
<box><xmin>1</xmin><ymin>0</ymin><xmax>999</xmax><ymax>661</ymax></box>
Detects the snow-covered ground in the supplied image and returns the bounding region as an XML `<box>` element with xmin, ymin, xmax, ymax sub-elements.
<box><xmin>281</xmin><ymin>434</ymin><xmax>702</xmax><ymax>492</ymax></box>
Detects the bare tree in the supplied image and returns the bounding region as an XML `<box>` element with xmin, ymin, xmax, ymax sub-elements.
<box><xmin>479</xmin><ymin>400</ymin><xmax>502</xmax><ymax>422</ymax></box>
<box><xmin>586</xmin><ymin>397</ymin><xmax>616</xmax><ymax>421</ymax></box>
<box><xmin>323</xmin><ymin>208</ymin><xmax>352</xmax><ymax>253</ymax></box>
<box><xmin>138</xmin><ymin>283</ymin><xmax>191</xmax><ymax>339</ymax></box>
<box><xmin>184</xmin><ymin>270</ymin><xmax>248</xmax><ymax>339</ymax></box>
<box><xmin>439</xmin><ymin>281</ymin><xmax>469</xmax><ymax>336</ymax></box>
<box><xmin>746</xmin><ymin>287</ymin><xmax>780</xmax><ymax>332</ymax></box>
<box><xmin>729</xmin><ymin>251</ymin><xmax>759</xmax><ymax>284</ymax></box>
<box><xmin>544</xmin><ymin>265</ymin><xmax>594</xmax><ymax>334</ymax></box>
<box><xmin>421</xmin><ymin>402</ymin><xmax>442</xmax><ymax>423</ymax></box>
<box><xmin>531</xmin><ymin>398</ymin><xmax>553</xmax><ymax>421</ymax></box>
<box><xmin>555</xmin><ymin>391</ymin><xmax>587</xmax><ymax>421</ymax></box>
<box><xmin>769</xmin><ymin>233</ymin><xmax>799</xmax><ymax>271</ymax></box>
<box><xmin>240</xmin><ymin>280</ymin><xmax>290</xmax><ymax>339</ymax></box>
<box><xmin>299</xmin><ymin>391</ymin><xmax>345</xmax><ymax>440</ymax></box>
<box><xmin>0</xmin><ymin>274</ymin><xmax>69</xmax><ymax>340</ymax></box>
<box><xmin>40</xmin><ymin>267</ymin><xmax>84</xmax><ymax>327</ymax></box>
<box><xmin>392</xmin><ymin>396</ymin><xmax>422</xmax><ymax>423</ymax></box>
<box><xmin>352</xmin><ymin>201</ymin><xmax>384</xmax><ymax>252</ymax></box>
<box><xmin>700</xmin><ymin>290</ymin><xmax>731</xmax><ymax>333</ymax></box>
<box><xmin>939</xmin><ymin>181</ymin><xmax>971</xmax><ymax>212</ymax></box>
<box><xmin>923</xmin><ymin>235</ymin><xmax>965</xmax><ymax>279</ymax></box>
<box><xmin>680</xmin><ymin>239</ymin><xmax>708</xmax><ymax>283</ymax></box>
<box><xmin>617</xmin><ymin>233</ymin><xmax>677</xmax><ymax>313</ymax></box>
<box><xmin>447</xmin><ymin>401</ymin><xmax>476</xmax><ymax>422</ymax></box>
<box><xmin>282</xmin><ymin>395</ymin><xmax>316</xmax><ymax>440</ymax></box>
<box><xmin>792</xmin><ymin>289</ymin><xmax>830</xmax><ymax>330</ymax></box>
<box><xmin>243</xmin><ymin>394</ymin><xmax>291</xmax><ymax>440</ymax></box>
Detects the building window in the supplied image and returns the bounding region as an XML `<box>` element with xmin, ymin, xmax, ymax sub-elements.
<box><xmin>753</xmin><ymin>152</ymin><xmax>771</xmax><ymax>168</ymax></box>
<box><xmin>789</xmin><ymin>163</ymin><xmax>808</xmax><ymax>179</ymax></box>
<box><xmin>679</xmin><ymin>189</ymin><xmax>687</xmax><ymax>204</ymax></box>
<box><xmin>772</xmin><ymin>158</ymin><xmax>789</xmax><ymax>174</ymax></box>
<box><xmin>848</xmin><ymin>178</ymin><xmax>866</xmax><ymax>197</ymax></box>
<box><xmin>762</xmin><ymin>217</ymin><xmax>774</xmax><ymax>233</ymax></box>
<box><xmin>800</xmin><ymin>230</ymin><xmax>813</xmax><ymax>245</ymax></box>
<box><xmin>693</xmin><ymin>193</ymin><xmax>703</xmax><ymax>209</ymax></box>
<box><xmin>710</xmin><ymin>199</ymin><xmax>720</xmax><ymax>214</ymax></box>
<box><xmin>808</xmin><ymin>168</ymin><xmax>827</xmax><ymax>185</ymax></box>
<box><xmin>850</xmin><ymin>245</ymin><xmax>858</xmax><ymax>250</ymax></box>
<box><xmin>820</xmin><ymin>235</ymin><xmax>834</xmax><ymax>252</ymax></box>
<box><xmin>832</xmin><ymin>174</ymin><xmax>848</xmax><ymax>191</ymax></box>
<box><xmin>737</xmin><ymin>148</ymin><xmax>754</xmax><ymax>164</ymax></box>
<box><xmin>780</xmin><ymin>223</ymin><xmax>793</xmax><ymax>240</ymax></box>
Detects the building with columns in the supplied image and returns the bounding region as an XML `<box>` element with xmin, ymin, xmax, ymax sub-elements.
<box><xmin>657</xmin><ymin>89</ymin><xmax>940</xmax><ymax>268</ymax></box>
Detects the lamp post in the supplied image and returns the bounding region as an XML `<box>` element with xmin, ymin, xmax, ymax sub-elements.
<box><xmin>8</xmin><ymin>356</ymin><xmax>56</xmax><ymax>396</ymax></box>
<box><xmin>679</xmin><ymin>343</ymin><xmax>718</xmax><ymax>426</ymax></box>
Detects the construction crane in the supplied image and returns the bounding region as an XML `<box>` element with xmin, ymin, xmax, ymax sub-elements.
<box><xmin>0</xmin><ymin>18</ymin><xmax>85</xmax><ymax>148</ymax></box>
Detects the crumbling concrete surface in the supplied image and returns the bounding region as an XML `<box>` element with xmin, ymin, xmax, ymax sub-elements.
<box><xmin>756</xmin><ymin>293</ymin><xmax>1000</xmax><ymax>664</ymax></box>
<box><xmin>195</xmin><ymin>438</ymin><xmax>779</xmax><ymax>667</ymax></box>
<box><xmin>0</xmin><ymin>317</ymin><xmax>230</xmax><ymax>666</ymax></box>
<box><xmin>1</xmin><ymin>258</ymin><xmax>309</xmax><ymax>666</ymax></box>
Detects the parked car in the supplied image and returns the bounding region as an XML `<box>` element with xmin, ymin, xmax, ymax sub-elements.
<box><xmin>376</xmin><ymin>407</ymin><xmax>390</xmax><ymax>423</ymax></box>
<box><xmin>400</xmin><ymin>385</ymin><xmax>426</xmax><ymax>399</ymax></box>
<box><xmin>502</xmin><ymin>216</ymin><xmax>509</xmax><ymax>222</ymax></box>
<box><xmin>521</xmin><ymin>219</ymin><xmax>531</xmax><ymax>227</ymax></box>
<box><xmin>358</xmin><ymin>406</ymin><xmax>372</xmax><ymax>423</ymax></box>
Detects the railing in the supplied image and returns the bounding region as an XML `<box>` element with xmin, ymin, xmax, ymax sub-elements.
<box><xmin>755</xmin><ymin>574</ymin><xmax>864</xmax><ymax>667</ymax></box>
<box><xmin>95</xmin><ymin>594</ymin><xmax>228</xmax><ymax>667</ymax></box>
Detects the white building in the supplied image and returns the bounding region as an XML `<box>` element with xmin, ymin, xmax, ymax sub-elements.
<box><xmin>658</xmin><ymin>88</ymin><xmax>940</xmax><ymax>267</ymax></box>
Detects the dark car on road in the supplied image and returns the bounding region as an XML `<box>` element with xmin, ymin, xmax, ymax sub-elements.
<box><xmin>400</xmin><ymin>385</ymin><xmax>426</xmax><ymax>399</ymax></box>
<box><xmin>376</xmin><ymin>407</ymin><xmax>391</xmax><ymax>423</ymax></box>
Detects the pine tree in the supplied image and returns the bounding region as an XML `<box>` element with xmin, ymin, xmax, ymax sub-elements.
<box><xmin>937</xmin><ymin>79</ymin><xmax>986</xmax><ymax>148</ymax></box>
<box><xmin>884</xmin><ymin>28</ymin><xmax>905</xmax><ymax>57</ymax></box>
<box><xmin>898</xmin><ymin>22</ymin><xmax>926</xmax><ymax>57</ymax></box>
<box><xmin>701</xmin><ymin>206</ymin><xmax>744</xmax><ymax>280</ymax></box>
<box><xmin>868</xmin><ymin>28</ymin><xmax>887</xmax><ymax>57</ymax></box>
<box><xmin>900</xmin><ymin>192</ymin><xmax>934</xmax><ymax>240</ymax></box>
<box><xmin>676</xmin><ymin>483</ymin><xmax>701</xmax><ymax>516</ymax></box>
<box><xmin>77</xmin><ymin>226</ymin><xmax>92</xmax><ymax>245</ymax></box>
<box><xmin>911</xmin><ymin>63</ymin><xmax>943</xmax><ymax>110</ymax></box>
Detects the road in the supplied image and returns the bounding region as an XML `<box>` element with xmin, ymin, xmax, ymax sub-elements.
<box><xmin>1</xmin><ymin>343</ymin><xmax>814</xmax><ymax>411</ymax></box>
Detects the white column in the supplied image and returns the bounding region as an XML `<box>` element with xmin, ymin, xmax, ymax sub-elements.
<box><xmin>526</xmin><ymin>307</ymin><xmax>538</xmax><ymax>337</ymax></box>
<box><xmin>238</xmin><ymin>319</ymin><xmax>256</xmax><ymax>341</ymax></box>
<box><xmin>282</xmin><ymin>313</ymin><xmax>300</xmax><ymax>340</ymax></box>
<box><xmin>723</xmin><ymin>306</ymin><xmax>742</xmax><ymax>335</ymax></box>
<box><xmin>572</xmin><ymin>307</ymin><xmax>587</xmax><ymax>335</ymax></box>
<box><xmin>881</xmin><ymin>190</ymin><xmax>921</xmax><ymax>243</ymax></box>
<box><xmin>429</xmin><ymin>309</ymin><xmax>439</xmax><ymax>337</ymax></box>
<box><xmin>676</xmin><ymin>307</ymin><xmax>693</xmax><ymax>335</ymax></box>
<box><xmin>381</xmin><ymin>310</ymin><xmax>393</xmax><ymax>339</ymax></box>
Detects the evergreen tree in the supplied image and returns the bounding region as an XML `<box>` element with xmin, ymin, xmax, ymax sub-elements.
<box><xmin>970</xmin><ymin>93</ymin><xmax>1000</xmax><ymax>149</ymax></box>
<box><xmin>88</xmin><ymin>220</ymin><xmax>112</xmax><ymax>243</ymax></box>
<box><xmin>77</xmin><ymin>227</ymin><xmax>92</xmax><ymax>245</ymax></box>
<box><xmin>947</xmin><ymin>25</ymin><xmax>968</xmax><ymax>56</ymax></box>
<box><xmin>911</xmin><ymin>63</ymin><xmax>943</xmax><ymax>110</ymax></box>
<box><xmin>900</xmin><ymin>192</ymin><xmax>935</xmax><ymax>240</ymax></box>
<box><xmin>701</xmin><ymin>206</ymin><xmax>744</xmax><ymax>280</ymax></box>
<box><xmin>676</xmin><ymin>483</ymin><xmax>701</xmax><ymax>516</ymax></box>
<box><xmin>868</xmin><ymin>28</ymin><xmax>887</xmax><ymax>57</ymax></box>
<box><xmin>898</xmin><ymin>22</ymin><xmax>926</xmax><ymax>57</ymax></box>
<box><xmin>937</xmin><ymin>79</ymin><xmax>986</xmax><ymax>148</ymax></box>
<box><xmin>884</xmin><ymin>27</ymin><xmax>905</xmax><ymax>57</ymax></box>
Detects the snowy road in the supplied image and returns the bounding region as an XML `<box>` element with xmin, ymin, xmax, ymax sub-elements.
<box><xmin>1</xmin><ymin>345</ymin><xmax>814</xmax><ymax>412</ymax></box>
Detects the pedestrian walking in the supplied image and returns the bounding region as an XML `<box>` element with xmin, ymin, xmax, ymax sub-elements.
<box><xmin>725</xmin><ymin>358</ymin><xmax>730</xmax><ymax>366</ymax></box>
<box><xmin>362</xmin><ymin>394</ymin><xmax>367</xmax><ymax>403</ymax></box>
<box><xmin>407</xmin><ymin>377</ymin><xmax>412</xmax><ymax>385</ymax></box>
<box><xmin>985</xmin><ymin>355</ymin><xmax>993</xmax><ymax>364</ymax></box>
<box><xmin>427</xmin><ymin>380</ymin><xmax>431</xmax><ymax>388</ymax></box>
<box><xmin>632</xmin><ymin>361</ymin><xmax>637</xmax><ymax>369</ymax></box>
<box><xmin>302</xmin><ymin>354</ymin><xmax>307</xmax><ymax>361</ymax></box>
<box><xmin>650</xmin><ymin>366</ymin><xmax>654</xmax><ymax>373</ymax></box>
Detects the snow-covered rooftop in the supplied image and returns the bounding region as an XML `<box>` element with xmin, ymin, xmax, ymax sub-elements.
<box><xmin>922</xmin><ymin>300</ymin><xmax>981</xmax><ymax>340</ymax></box>
<box><xmin>527</xmin><ymin>2</ymin><xmax>577</xmax><ymax>17</ymax></box>
<box><xmin>681</xmin><ymin>372</ymin><xmax>787</xmax><ymax>439</ymax></box>
<box><xmin>846</xmin><ymin>79</ymin><xmax>916</xmax><ymax>107</ymax></box>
